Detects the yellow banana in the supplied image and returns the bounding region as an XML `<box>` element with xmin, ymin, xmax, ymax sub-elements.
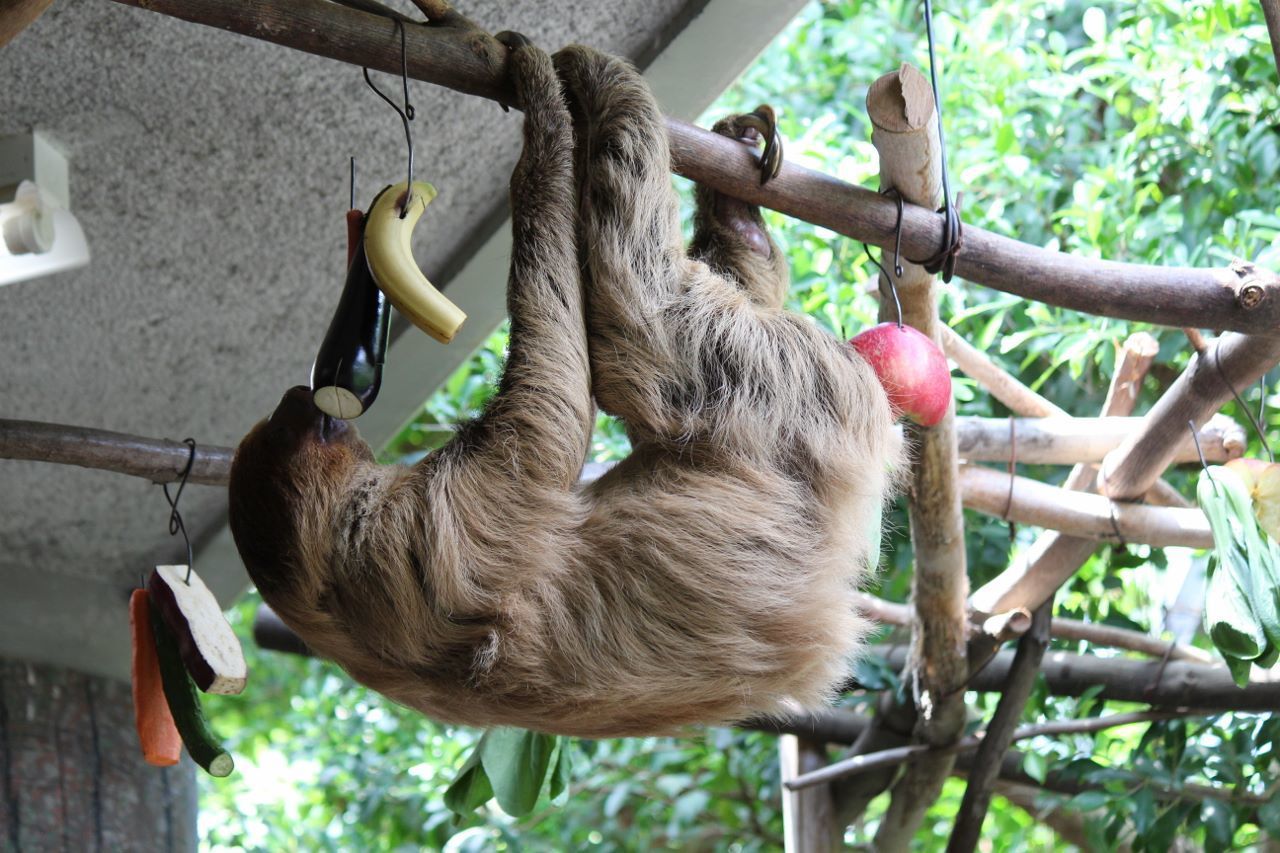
<box><xmin>364</xmin><ymin>180</ymin><xmax>466</xmax><ymax>344</ymax></box>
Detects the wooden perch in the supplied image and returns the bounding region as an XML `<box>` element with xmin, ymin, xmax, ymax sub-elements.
<box><xmin>940</xmin><ymin>327</ymin><xmax>1067</xmax><ymax>418</ymax></box>
<box><xmin>972</xmin><ymin>331</ymin><xmax>1279</xmax><ymax>616</ymax></box>
<box><xmin>878</xmin><ymin>645</ymin><xmax>1280</xmax><ymax>711</ymax></box>
<box><xmin>1100</xmin><ymin>332</ymin><xmax>1280</xmax><ymax>500</ymax></box>
<box><xmin>785</xmin><ymin>710</ymin><xmax>1182</xmax><ymax>791</ymax></box>
<box><xmin>0</xmin><ymin>414</ymin><xmax>1243</xmax><ymax>488</ymax></box>
<box><xmin>103</xmin><ymin>0</ymin><xmax>1280</xmax><ymax>337</ymax></box>
<box><xmin>960</xmin><ymin>464</ymin><xmax>1212</xmax><ymax>548</ymax></box>
<box><xmin>1</xmin><ymin>0</ymin><xmax>55</xmax><ymax>48</ymax></box>
<box><xmin>867</xmin><ymin>62</ymin><xmax>969</xmax><ymax>850</ymax></box>
<box><xmin>948</xmin><ymin>598</ymin><xmax>1053</xmax><ymax>852</ymax></box>
<box><xmin>0</xmin><ymin>419</ymin><xmax>233</xmax><ymax>485</ymax></box>
<box><xmin>954</xmin><ymin>414</ymin><xmax>1242</xmax><ymax>466</ymax></box>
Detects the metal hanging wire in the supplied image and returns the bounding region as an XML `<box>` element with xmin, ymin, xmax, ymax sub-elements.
<box><xmin>162</xmin><ymin>438</ymin><xmax>197</xmax><ymax>583</ymax></box>
<box><xmin>362</xmin><ymin>18</ymin><xmax>417</xmax><ymax>218</ymax></box>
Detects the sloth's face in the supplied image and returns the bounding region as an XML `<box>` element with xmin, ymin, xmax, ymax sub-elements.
<box><xmin>228</xmin><ymin>386</ymin><xmax>374</xmax><ymax>595</ymax></box>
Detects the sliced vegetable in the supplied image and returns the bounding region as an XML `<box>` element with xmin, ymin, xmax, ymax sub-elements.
<box><xmin>149</xmin><ymin>597</ymin><xmax>234</xmax><ymax>777</ymax></box>
<box><xmin>129</xmin><ymin>589</ymin><xmax>181</xmax><ymax>767</ymax></box>
<box><xmin>1198</xmin><ymin>467</ymin><xmax>1273</xmax><ymax>663</ymax></box>
<box><xmin>148</xmin><ymin>565</ymin><xmax>246</xmax><ymax>695</ymax></box>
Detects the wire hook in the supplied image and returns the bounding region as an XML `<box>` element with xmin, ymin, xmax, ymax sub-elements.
<box><xmin>362</xmin><ymin>18</ymin><xmax>416</xmax><ymax>219</ymax></box>
<box><xmin>162</xmin><ymin>438</ymin><xmax>197</xmax><ymax>583</ymax></box>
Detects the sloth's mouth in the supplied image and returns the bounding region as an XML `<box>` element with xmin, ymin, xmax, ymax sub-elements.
<box><xmin>272</xmin><ymin>386</ymin><xmax>350</xmax><ymax>444</ymax></box>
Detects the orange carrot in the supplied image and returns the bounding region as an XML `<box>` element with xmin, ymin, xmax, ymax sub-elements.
<box><xmin>130</xmin><ymin>588</ymin><xmax>182</xmax><ymax>767</ymax></box>
<box><xmin>346</xmin><ymin>209</ymin><xmax>365</xmax><ymax>269</ymax></box>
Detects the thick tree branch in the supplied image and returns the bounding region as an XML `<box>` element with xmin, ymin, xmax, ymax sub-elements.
<box><xmin>0</xmin><ymin>419</ymin><xmax>233</xmax><ymax>485</ymax></box>
<box><xmin>960</xmin><ymin>464</ymin><xmax>1212</xmax><ymax>548</ymax></box>
<box><xmin>98</xmin><ymin>0</ymin><xmax>1280</xmax><ymax>336</ymax></box>
<box><xmin>1100</xmin><ymin>332</ymin><xmax>1280</xmax><ymax>500</ymax></box>
<box><xmin>1262</xmin><ymin>0</ymin><xmax>1280</xmax><ymax>81</ymax></box>
<box><xmin>0</xmin><ymin>414</ymin><xmax>1242</xmax><ymax>488</ymax></box>
<box><xmin>851</xmin><ymin>593</ymin><xmax>1211</xmax><ymax>663</ymax></box>
<box><xmin>954</xmin><ymin>414</ymin><xmax>1243</xmax><ymax>466</ymax></box>
<box><xmin>974</xmin><ymin>331</ymin><xmax>1280</xmax><ymax>616</ymax></box>
<box><xmin>867</xmin><ymin>64</ymin><xmax>969</xmax><ymax>850</ymax></box>
<box><xmin>948</xmin><ymin>597</ymin><xmax>1053</xmax><ymax>852</ymax></box>
<box><xmin>880</xmin><ymin>646</ymin><xmax>1280</xmax><ymax>712</ymax></box>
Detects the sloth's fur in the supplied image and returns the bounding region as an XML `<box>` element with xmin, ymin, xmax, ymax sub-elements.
<box><xmin>229</xmin><ymin>44</ymin><xmax>902</xmax><ymax>738</ymax></box>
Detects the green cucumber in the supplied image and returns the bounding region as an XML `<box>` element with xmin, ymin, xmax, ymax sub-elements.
<box><xmin>150</xmin><ymin>599</ymin><xmax>234</xmax><ymax>777</ymax></box>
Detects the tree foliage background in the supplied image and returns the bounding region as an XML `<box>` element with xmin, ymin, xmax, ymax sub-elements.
<box><xmin>201</xmin><ymin>0</ymin><xmax>1280</xmax><ymax>848</ymax></box>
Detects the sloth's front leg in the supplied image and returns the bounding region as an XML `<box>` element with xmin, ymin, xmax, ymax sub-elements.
<box><xmin>437</xmin><ymin>35</ymin><xmax>593</xmax><ymax>496</ymax></box>
<box><xmin>688</xmin><ymin>106</ymin><xmax>791</xmax><ymax>311</ymax></box>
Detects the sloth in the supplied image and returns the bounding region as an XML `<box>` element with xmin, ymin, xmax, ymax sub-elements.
<box><xmin>228</xmin><ymin>39</ymin><xmax>902</xmax><ymax>738</ymax></box>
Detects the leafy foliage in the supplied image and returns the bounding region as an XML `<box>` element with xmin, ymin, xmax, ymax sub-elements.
<box><xmin>205</xmin><ymin>0</ymin><xmax>1280</xmax><ymax>849</ymax></box>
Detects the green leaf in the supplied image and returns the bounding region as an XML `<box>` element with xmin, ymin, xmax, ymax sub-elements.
<box><xmin>548</xmin><ymin>737</ymin><xmax>574</xmax><ymax>803</ymax></box>
<box><xmin>480</xmin><ymin>728</ymin><xmax>555</xmax><ymax>817</ymax></box>
<box><xmin>443</xmin><ymin>735</ymin><xmax>493</xmax><ymax>816</ymax></box>
<box><xmin>1069</xmin><ymin>790</ymin><xmax>1109</xmax><ymax>812</ymax></box>
<box><xmin>1022</xmin><ymin>750</ymin><xmax>1048</xmax><ymax>784</ymax></box>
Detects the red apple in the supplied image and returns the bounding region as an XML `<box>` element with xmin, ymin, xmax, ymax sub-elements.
<box><xmin>850</xmin><ymin>322</ymin><xmax>952</xmax><ymax>427</ymax></box>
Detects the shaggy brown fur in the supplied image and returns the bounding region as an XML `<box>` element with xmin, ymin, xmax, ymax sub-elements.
<box><xmin>229</xmin><ymin>42</ymin><xmax>902</xmax><ymax>738</ymax></box>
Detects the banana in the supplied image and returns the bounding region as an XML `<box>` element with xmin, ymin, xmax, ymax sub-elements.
<box><xmin>364</xmin><ymin>180</ymin><xmax>466</xmax><ymax>344</ymax></box>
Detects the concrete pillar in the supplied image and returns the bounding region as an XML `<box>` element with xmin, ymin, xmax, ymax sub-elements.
<box><xmin>0</xmin><ymin>658</ymin><xmax>197</xmax><ymax>852</ymax></box>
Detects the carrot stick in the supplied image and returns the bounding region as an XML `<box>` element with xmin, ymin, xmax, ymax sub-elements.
<box><xmin>130</xmin><ymin>588</ymin><xmax>182</xmax><ymax>767</ymax></box>
<box><xmin>346</xmin><ymin>209</ymin><xmax>364</xmax><ymax>269</ymax></box>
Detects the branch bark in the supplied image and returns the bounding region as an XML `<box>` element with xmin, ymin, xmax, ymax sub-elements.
<box><xmin>0</xmin><ymin>0</ymin><xmax>55</xmax><ymax>48</ymax></box>
<box><xmin>940</xmin><ymin>327</ymin><xmax>1067</xmax><ymax>418</ymax></box>
<box><xmin>0</xmin><ymin>418</ymin><xmax>233</xmax><ymax>485</ymax></box>
<box><xmin>948</xmin><ymin>597</ymin><xmax>1053</xmax><ymax>852</ymax></box>
<box><xmin>879</xmin><ymin>646</ymin><xmax>1280</xmax><ymax>712</ymax></box>
<box><xmin>954</xmin><ymin>414</ymin><xmax>1243</xmax><ymax>466</ymax></box>
<box><xmin>786</xmin><ymin>710</ymin><xmax>1181</xmax><ymax>791</ymax></box>
<box><xmin>960</xmin><ymin>464</ymin><xmax>1213</xmax><ymax>549</ymax></box>
<box><xmin>97</xmin><ymin>0</ymin><xmax>1280</xmax><ymax>337</ymax></box>
<box><xmin>851</xmin><ymin>592</ymin><xmax>1211</xmax><ymax>663</ymax></box>
<box><xmin>867</xmin><ymin>64</ymin><xmax>969</xmax><ymax>851</ymax></box>
<box><xmin>0</xmin><ymin>413</ymin><xmax>1243</xmax><ymax>486</ymax></box>
<box><xmin>1262</xmin><ymin>0</ymin><xmax>1280</xmax><ymax>81</ymax></box>
<box><xmin>779</xmin><ymin>736</ymin><xmax>840</xmax><ymax>852</ymax></box>
<box><xmin>1100</xmin><ymin>332</ymin><xmax>1280</xmax><ymax>500</ymax></box>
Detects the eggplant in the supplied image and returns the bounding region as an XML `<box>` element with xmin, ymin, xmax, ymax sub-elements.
<box><xmin>310</xmin><ymin>220</ymin><xmax>392</xmax><ymax>420</ymax></box>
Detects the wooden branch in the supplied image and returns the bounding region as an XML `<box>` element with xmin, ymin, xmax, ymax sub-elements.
<box><xmin>780</xmin><ymin>736</ymin><xmax>840</xmax><ymax>852</ymax></box>
<box><xmin>948</xmin><ymin>598</ymin><xmax>1053</xmax><ymax>853</ymax></box>
<box><xmin>1059</xmin><ymin>332</ymin><xmax>1159</xmax><ymax>492</ymax></box>
<box><xmin>972</xmin><ymin>333</ymin><xmax>1277</xmax><ymax>615</ymax></box>
<box><xmin>1100</xmin><ymin>332</ymin><xmax>1280</xmax><ymax>500</ymax></box>
<box><xmin>954</xmin><ymin>413</ymin><xmax>1243</xmax><ymax>466</ymax></box>
<box><xmin>960</xmin><ymin>464</ymin><xmax>1212</xmax><ymax>549</ymax></box>
<box><xmin>786</xmin><ymin>710</ymin><xmax>1180</xmax><ymax>791</ymax></box>
<box><xmin>1262</xmin><ymin>0</ymin><xmax>1280</xmax><ymax>81</ymax></box>
<box><xmin>1</xmin><ymin>0</ymin><xmax>55</xmax><ymax>48</ymax></box>
<box><xmin>0</xmin><ymin>418</ymin><xmax>233</xmax><ymax>485</ymax></box>
<box><xmin>750</xmin><ymin>710</ymin><xmax>1260</xmax><ymax>811</ymax></box>
<box><xmin>99</xmin><ymin>0</ymin><xmax>1280</xmax><ymax>336</ymax></box>
<box><xmin>940</xmin><ymin>327</ymin><xmax>1067</xmax><ymax>418</ymax></box>
<box><xmin>0</xmin><ymin>414</ymin><xmax>1242</xmax><ymax>489</ymax></box>
<box><xmin>867</xmin><ymin>64</ymin><xmax>969</xmax><ymax>851</ymax></box>
<box><xmin>878</xmin><ymin>646</ymin><xmax>1280</xmax><ymax>711</ymax></box>
<box><xmin>1049</xmin><ymin>618</ymin><xmax>1212</xmax><ymax>664</ymax></box>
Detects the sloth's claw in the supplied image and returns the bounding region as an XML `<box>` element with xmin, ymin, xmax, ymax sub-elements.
<box><xmin>712</xmin><ymin>105</ymin><xmax>784</xmax><ymax>185</ymax></box>
<box><xmin>495</xmin><ymin>30</ymin><xmax>533</xmax><ymax>50</ymax></box>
